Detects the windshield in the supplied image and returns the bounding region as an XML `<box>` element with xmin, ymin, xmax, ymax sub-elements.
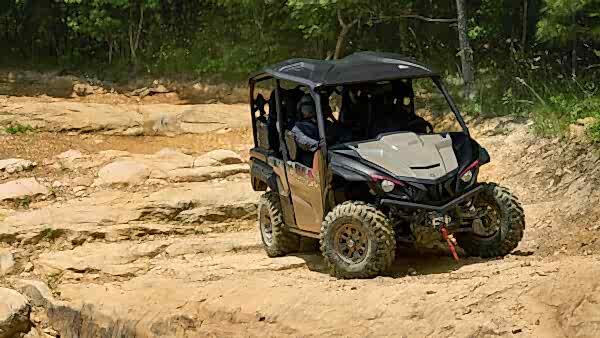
<box><xmin>321</xmin><ymin>78</ymin><xmax>465</xmax><ymax>147</ymax></box>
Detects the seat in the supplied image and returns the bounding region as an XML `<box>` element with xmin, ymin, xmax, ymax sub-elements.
<box><xmin>284</xmin><ymin>130</ymin><xmax>298</xmax><ymax>161</ymax></box>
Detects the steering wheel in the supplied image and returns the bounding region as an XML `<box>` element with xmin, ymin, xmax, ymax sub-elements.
<box><xmin>407</xmin><ymin>118</ymin><xmax>434</xmax><ymax>134</ymax></box>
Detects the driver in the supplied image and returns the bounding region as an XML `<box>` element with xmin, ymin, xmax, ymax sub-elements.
<box><xmin>291</xmin><ymin>95</ymin><xmax>320</xmax><ymax>166</ymax></box>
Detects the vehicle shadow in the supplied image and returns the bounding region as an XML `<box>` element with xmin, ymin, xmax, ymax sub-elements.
<box><xmin>292</xmin><ymin>246</ymin><xmax>492</xmax><ymax>278</ymax></box>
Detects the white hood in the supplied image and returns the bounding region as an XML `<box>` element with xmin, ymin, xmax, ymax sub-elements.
<box><xmin>349</xmin><ymin>132</ymin><xmax>458</xmax><ymax>180</ymax></box>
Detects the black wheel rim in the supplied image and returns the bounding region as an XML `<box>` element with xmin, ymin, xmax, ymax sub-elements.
<box><xmin>260</xmin><ymin>205</ymin><xmax>273</xmax><ymax>246</ymax></box>
<box><xmin>473</xmin><ymin>198</ymin><xmax>503</xmax><ymax>239</ymax></box>
<box><xmin>334</xmin><ymin>223</ymin><xmax>369</xmax><ymax>264</ymax></box>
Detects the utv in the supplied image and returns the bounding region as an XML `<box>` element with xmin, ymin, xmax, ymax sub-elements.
<box><xmin>248</xmin><ymin>51</ymin><xmax>525</xmax><ymax>279</ymax></box>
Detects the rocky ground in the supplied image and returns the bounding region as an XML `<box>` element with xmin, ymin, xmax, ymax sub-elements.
<box><xmin>1</xmin><ymin>88</ymin><xmax>600</xmax><ymax>338</ymax></box>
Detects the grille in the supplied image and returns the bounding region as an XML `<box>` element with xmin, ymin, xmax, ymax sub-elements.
<box><xmin>425</xmin><ymin>177</ymin><xmax>457</xmax><ymax>204</ymax></box>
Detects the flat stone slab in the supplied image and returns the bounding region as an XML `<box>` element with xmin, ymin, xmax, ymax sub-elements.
<box><xmin>38</xmin><ymin>256</ymin><xmax>600</xmax><ymax>338</ymax></box>
<box><xmin>96</xmin><ymin>160</ymin><xmax>151</xmax><ymax>185</ymax></box>
<box><xmin>0</xmin><ymin>178</ymin><xmax>47</xmax><ymax>201</ymax></box>
<box><xmin>166</xmin><ymin>164</ymin><xmax>248</xmax><ymax>183</ymax></box>
<box><xmin>92</xmin><ymin>148</ymin><xmax>247</xmax><ymax>186</ymax></box>
<box><xmin>35</xmin><ymin>232</ymin><xmax>262</xmax><ymax>277</ymax></box>
<box><xmin>0</xmin><ymin>101</ymin><xmax>249</xmax><ymax>136</ymax></box>
<box><xmin>194</xmin><ymin>149</ymin><xmax>243</xmax><ymax>167</ymax></box>
<box><xmin>0</xmin><ymin>181</ymin><xmax>260</xmax><ymax>245</ymax></box>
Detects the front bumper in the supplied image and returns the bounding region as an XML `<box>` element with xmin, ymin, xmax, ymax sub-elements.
<box><xmin>379</xmin><ymin>185</ymin><xmax>483</xmax><ymax>212</ymax></box>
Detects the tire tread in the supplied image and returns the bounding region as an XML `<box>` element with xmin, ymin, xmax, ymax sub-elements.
<box><xmin>458</xmin><ymin>183</ymin><xmax>525</xmax><ymax>258</ymax></box>
<box><xmin>320</xmin><ymin>201</ymin><xmax>396</xmax><ymax>279</ymax></box>
<box><xmin>259</xmin><ymin>192</ymin><xmax>299</xmax><ymax>257</ymax></box>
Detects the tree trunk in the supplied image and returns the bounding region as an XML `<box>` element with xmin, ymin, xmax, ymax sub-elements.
<box><xmin>128</xmin><ymin>2</ymin><xmax>145</xmax><ymax>71</ymax></box>
<box><xmin>571</xmin><ymin>11</ymin><xmax>577</xmax><ymax>77</ymax></box>
<box><xmin>334</xmin><ymin>9</ymin><xmax>358</xmax><ymax>60</ymax></box>
<box><xmin>571</xmin><ymin>39</ymin><xmax>577</xmax><ymax>78</ymax></box>
<box><xmin>108</xmin><ymin>38</ymin><xmax>113</xmax><ymax>65</ymax></box>
<box><xmin>334</xmin><ymin>26</ymin><xmax>351</xmax><ymax>60</ymax></box>
<box><xmin>521</xmin><ymin>0</ymin><xmax>528</xmax><ymax>50</ymax></box>
<box><xmin>455</xmin><ymin>0</ymin><xmax>474</xmax><ymax>98</ymax></box>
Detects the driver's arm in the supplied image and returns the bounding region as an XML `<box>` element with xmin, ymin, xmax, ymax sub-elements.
<box><xmin>291</xmin><ymin>125</ymin><xmax>319</xmax><ymax>152</ymax></box>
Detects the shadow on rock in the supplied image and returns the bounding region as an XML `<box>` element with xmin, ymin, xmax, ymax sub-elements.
<box><xmin>389</xmin><ymin>248</ymin><xmax>492</xmax><ymax>277</ymax></box>
<box><xmin>292</xmin><ymin>246</ymin><xmax>491</xmax><ymax>278</ymax></box>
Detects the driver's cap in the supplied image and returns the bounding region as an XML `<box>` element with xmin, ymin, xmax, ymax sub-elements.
<box><xmin>298</xmin><ymin>95</ymin><xmax>315</xmax><ymax>114</ymax></box>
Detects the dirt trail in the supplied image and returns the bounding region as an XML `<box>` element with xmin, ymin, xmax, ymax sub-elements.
<box><xmin>1</xmin><ymin>93</ymin><xmax>600</xmax><ymax>338</ymax></box>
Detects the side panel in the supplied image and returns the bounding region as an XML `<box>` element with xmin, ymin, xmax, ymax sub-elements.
<box><xmin>269</xmin><ymin>157</ymin><xmax>296</xmax><ymax>227</ymax></box>
<box><xmin>287</xmin><ymin>152</ymin><xmax>324</xmax><ymax>233</ymax></box>
<box><xmin>269</xmin><ymin>156</ymin><xmax>289</xmax><ymax>195</ymax></box>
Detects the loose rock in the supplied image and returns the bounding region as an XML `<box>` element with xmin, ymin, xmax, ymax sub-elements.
<box><xmin>55</xmin><ymin>150</ymin><xmax>82</xmax><ymax>160</ymax></box>
<box><xmin>194</xmin><ymin>149</ymin><xmax>243</xmax><ymax>167</ymax></box>
<box><xmin>0</xmin><ymin>288</ymin><xmax>31</xmax><ymax>338</ymax></box>
<box><xmin>12</xmin><ymin>280</ymin><xmax>54</xmax><ymax>307</ymax></box>
<box><xmin>0</xmin><ymin>250</ymin><xmax>15</xmax><ymax>276</ymax></box>
<box><xmin>23</xmin><ymin>263</ymin><xmax>34</xmax><ymax>273</ymax></box>
<box><xmin>96</xmin><ymin>161</ymin><xmax>151</xmax><ymax>185</ymax></box>
<box><xmin>0</xmin><ymin>159</ymin><xmax>36</xmax><ymax>174</ymax></box>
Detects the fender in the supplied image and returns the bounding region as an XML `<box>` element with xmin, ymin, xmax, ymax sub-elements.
<box><xmin>478</xmin><ymin>146</ymin><xmax>491</xmax><ymax>165</ymax></box>
<box><xmin>250</xmin><ymin>159</ymin><xmax>277</xmax><ymax>191</ymax></box>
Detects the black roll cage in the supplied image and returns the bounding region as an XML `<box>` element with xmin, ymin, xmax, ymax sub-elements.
<box><xmin>249</xmin><ymin>74</ymin><xmax>470</xmax><ymax>167</ymax></box>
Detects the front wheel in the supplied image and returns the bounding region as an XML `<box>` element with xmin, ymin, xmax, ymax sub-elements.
<box><xmin>320</xmin><ymin>201</ymin><xmax>396</xmax><ymax>279</ymax></box>
<box><xmin>456</xmin><ymin>183</ymin><xmax>525</xmax><ymax>258</ymax></box>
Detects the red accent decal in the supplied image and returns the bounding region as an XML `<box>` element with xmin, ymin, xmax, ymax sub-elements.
<box><xmin>370</xmin><ymin>175</ymin><xmax>405</xmax><ymax>187</ymax></box>
<box><xmin>460</xmin><ymin>160</ymin><xmax>480</xmax><ymax>177</ymax></box>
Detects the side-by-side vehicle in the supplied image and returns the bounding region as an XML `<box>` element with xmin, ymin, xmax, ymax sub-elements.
<box><xmin>248</xmin><ymin>52</ymin><xmax>525</xmax><ymax>278</ymax></box>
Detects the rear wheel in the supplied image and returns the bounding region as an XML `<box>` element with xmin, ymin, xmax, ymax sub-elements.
<box><xmin>258</xmin><ymin>192</ymin><xmax>299</xmax><ymax>257</ymax></box>
<box><xmin>456</xmin><ymin>183</ymin><xmax>525</xmax><ymax>258</ymax></box>
<box><xmin>320</xmin><ymin>201</ymin><xmax>396</xmax><ymax>279</ymax></box>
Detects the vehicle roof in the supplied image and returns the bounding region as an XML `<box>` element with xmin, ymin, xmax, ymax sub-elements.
<box><xmin>249</xmin><ymin>51</ymin><xmax>438</xmax><ymax>89</ymax></box>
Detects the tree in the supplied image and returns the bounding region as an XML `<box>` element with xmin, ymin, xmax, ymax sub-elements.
<box><xmin>455</xmin><ymin>0</ymin><xmax>474</xmax><ymax>98</ymax></box>
<box><xmin>522</xmin><ymin>0</ymin><xmax>529</xmax><ymax>50</ymax></box>
<box><xmin>537</xmin><ymin>0</ymin><xmax>600</xmax><ymax>77</ymax></box>
<box><xmin>64</xmin><ymin>0</ymin><xmax>123</xmax><ymax>64</ymax></box>
<box><xmin>288</xmin><ymin>0</ymin><xmax>370</xmax><ymax>59</ymax></box>
<box><xmin>334</xmin><ymin>9</ymin><xmax>359</xmax><ymax>59</ymax></box>
<box><xmin>64</xmin><ymin>0</ymin><xmax>158</xmax><ymax>69</ymax></box>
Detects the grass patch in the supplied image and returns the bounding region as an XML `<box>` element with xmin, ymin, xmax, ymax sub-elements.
<box><xmin>459</xmin><ymin>71</ymin><xmax>599</xmax><ymax>142</ymax></box>
<box><xmin>530</xmin><ymin>95</ymin><xmax>600</xmax><ymax>139</ymax></box>
<box><xmin>15</xmin><ymin>196</ymin><xmax>31</xmax><ymax>209</ymax></box>
<box><xmin>5</xmin><ymin>123</ymin><xmax>33</xmax><ymax>135</ymax></box>
<box><xmin>588</xmin><ymin>119</ymin><xmax>600</xmax><ymax>143</ymax></box>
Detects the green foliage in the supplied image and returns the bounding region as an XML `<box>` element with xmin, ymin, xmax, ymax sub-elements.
<box><xmin>537</xmin><ymin>0</ymin><xmax>600</xmax><ymax>44</ymax></box>
<box><xmin>16</xmin><ymin>196</ymin><xmax>31</xmax><ymax>209</ymax></box>
<box><xmin>0</xmin><ymin>0</ymin><xmax>598</xmax><ymax>143</ymax></box>
<box><xmin>530</xmin><ymin>86</ymin><xmax>600</xmax><ymax>138</ymax></box>
<box><xmin>588</xmin><ymin>121</ymin><xmax>600</xmax><ymax>143</ymax></box>
<box><xmin>287</xmin><ymin>0</ymin><xmax>336</xmax><ymax>40</ymax></box>
<box><xmin>5</xmin><ymin>123</ymin><xmax>33</xmax><ymax>135</ymax></box>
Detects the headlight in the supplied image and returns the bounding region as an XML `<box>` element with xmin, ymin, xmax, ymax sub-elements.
<box><xmin>381</xmin><ymin>180</ymin><xmax>396</xmax><ymax>192</ymax></box>
<box><xmin>460</xmin><ymin>170</ymin><xmax>473</xmax><ymax>183</ymax></box>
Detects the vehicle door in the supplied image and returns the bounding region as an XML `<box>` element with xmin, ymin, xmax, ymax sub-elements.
<box><xmin>285</xmin><ymin>149</ymin><xmax>325</xmax><ymax>233</ymax></box>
